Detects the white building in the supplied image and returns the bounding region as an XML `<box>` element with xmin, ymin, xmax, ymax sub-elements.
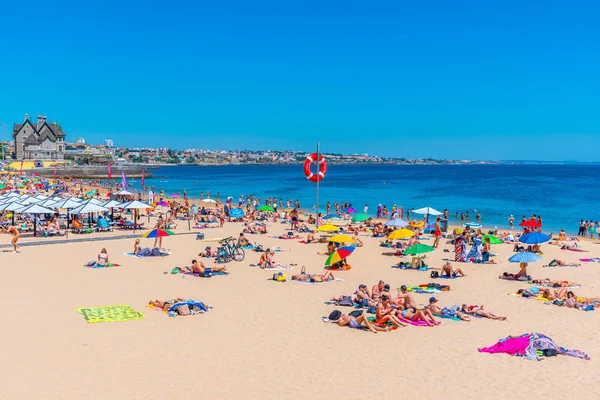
<box><xmin>76</xmin><ymin>138</ymin><xmax>85</xmax><ymax>144</ymax></box>
<box><xmin>104</xmin><ymin>139</ymin><xmax>114</xmax><ymax>147</ymax></box>
<box><xmin>12</xmin><ymin>114</ymin><xmax>66</xmax><ymax>160</ymax></box>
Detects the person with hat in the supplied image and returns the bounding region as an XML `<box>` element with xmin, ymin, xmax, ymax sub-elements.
<box><xmin>441</xmin><ymin>260</ymin><xmax>465</xmax><ymax>278</ymax></box>
<box><xmin>426</xmin><ymin>297</ymin><xmax>470</xmax><ymax>321</ymax></box>
<box><xmin>198</xmin><ymin>246</ymin><xmax>217</xmax><ymax>258</ymax></box>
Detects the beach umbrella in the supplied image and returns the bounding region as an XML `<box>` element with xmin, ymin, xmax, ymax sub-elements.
<box><xmin>388</xmin><ymin>229</ymin><xmax>415</xmax><ymax>240</ymax></box>
<box><xmin>71</xmin><ymin>201</ymin><xmax>109</xmax><ymax>215</ymax></box>
<box><xmin>520</xmin><ymin>220</ymin><xmax>541</xmax><ymax>228</ymax></box>
<box><xmin>385</xmin><ymin>218</ymin><xmax>409</xmax><ymax>228</ymax></box>
<box><xmin>329</xmin><ymin>234</ymin><xmax>355</xmax><ymax>243</ymax></box>
<box><xmin>52</xmin><ymin>198</ymin><xmax>82</xmax><ymax>237</ymax></box>
<box><xmin>142</xmin><ymin>228</ymin><xmax>174</xmax><ymax>238</ymax></box>
<box><xmin>508</xmin><ymin>252</ymin><xmax>542</xmax><ymax>263</ymax></box>
<box><xmin>322</xmin><ymin>214</ymin><xmax>341</xmax><ymax>220</ymax></box>
<box><xmin>325</xmin><ymin>246</ymin><xmax>355</xmax><ymax>266</ymax></box>
<box><xmin>413</xmin><ymin>206</ymin><xmax>443</xmax><ymax>222</ymax></box>
<box><xmin>351</xmin><ymin>213</ymin><xmax>371</xmax><ymax>222</ymax></box>
<box><xmin>403</xmin><ymin>244</ymin><xmax>435</xmax><ymax>255</ymax></box>
<box><xmin>115</xmin><ymin>189</ymin><xmax>134</xmax><ymax>196</ymax></box>
<box><xmin>157</xmin><ymin>200</ymin><xmax>169</xmax><ymax>207</ymax></box>
<box><xmin>4</xmin><ymin>201</ymin><xmax>27</xmax><ymax>225</ymax></box>
<box><xmin>86</xmin><ymin>198</ymin><xmax>104</xmax><ymax>205</ymax></box>
<box><xmin>344</xmin><ymin>207</ymin><xmax>356</xmax><ymax>213</ymax></box>
<box><xmin>316</xmin><ymin>224</ymin><xmax>340</xmax><ymax>232</ymax></box>
<box><xmin>169</xmin><ymin>193</ymin><xmax>180</xmax><ymax>198</ymax></box>
<box><xmin>481</xmin><ymin>234</ymin><xmax>503</xmax><ymax>244</ymax></box>
<box><xmin>259</xmin><ymin>205</ymin><xmax>274</xmax><ymax>212</ymax></box>
<box><xmin>519</xmin><ymin>232</ymin><xmax>551</xmax><ymax>244</ymax></box>
<box><xmin>102</xmin><ymin>200</ymin><xmax>122</xmax><ymax>208</ymax></box>
<box><xmin>37</xmin><ymin>199</ymin><xmax>58</xmax><ymax>208</ymax></box>
<box><xmin>229</xmin><ymin>208</ymin><xmax>245</xmax><ymax>218</ymax></box>
<box><xmin>34</xmin><ymin>195</ymin><xmax>49</xmax><ymax>200</ymax></box>
<box><xmin>120</xmin><ymin>200</ymin><xmax>151</xmax><ymax>233</ymax></box>
<box><xmin>19</xmin><ymin>204</ymin><xmax>55</xmax><ymax>237</ymax></box>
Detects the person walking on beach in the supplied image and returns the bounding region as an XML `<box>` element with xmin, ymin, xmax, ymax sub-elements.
<box><xmin>3</xmin><ymin>226</ymin><xmax>20</xmax><ymax>252</ymax></box>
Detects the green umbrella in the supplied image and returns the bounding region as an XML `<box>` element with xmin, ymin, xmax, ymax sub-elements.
<box><xmin>351</xmin><ymin>213</ymin><xmax>371</xmax><ymax>222</ymax></box>
<box><xmin>259</xmin><ymin>205</ymin><xmax>274</xmax><ymax>212</ymax></box>
<box><xmin>482</xmin><ymin>234</ymin><xmax>502</xmax><ymax>245</ymax></box>
<box><xmin>85</xmin><ymin>190</ymin><xmax>96</xmax><ymax>196</ymax></box>
<box><xmin>0</xmin><ymin>185</ymin><xmax>5</xmax><ymax>189</ymax></box>
<box><xmin>403</xmin><ymin>244</ymin><xmax>435</xmax><ymax>255</ymax></box>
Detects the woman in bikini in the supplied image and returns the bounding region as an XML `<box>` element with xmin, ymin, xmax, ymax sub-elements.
<box><xmin>395</xmin><ymin>306</ymin><xmax>438</xmax><ymax>327</ymax></box>
<box><xmin>461</xmin><ymin>305</ymin><xmax>507</xmax><ymax>320</ymax></box>
<box><xmin>133</xmin><ymin>239</ymin><xmax>141</xmax><ymax>255</ymax></box>
<box><xmin>149</xmin><ymin>298</ymin><xmax>187</xmax><ymax>310</ymax></box>
<box><xmin>291</xmin><ymin>266</ymin><xmax>335</xmax><ymax>282</ymax></box>
<box><xmin>3</xmin><ymin>226</ymin><xmax>20</xmax><ymax>252</ymax></box>
<box><xmin>97</xmin><ymin>248</ymin><xmax>109</xmax><ymax>267</ymax></box>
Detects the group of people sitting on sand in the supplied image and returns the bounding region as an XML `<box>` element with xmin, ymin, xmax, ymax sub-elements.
<box><xmin>327</xmin><ymin>280</ymin><xmax>506</xmax><ymax>332</ymax></box>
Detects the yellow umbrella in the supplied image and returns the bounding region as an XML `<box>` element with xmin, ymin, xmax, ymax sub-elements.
<box><xmin>329</xmin><ymin>234</ymin><xmax>355</xmax><ymax>243</ymax></box>
<box><xmin>316</xmin><ymin>224</ymin><xmax>340</xmax><ymax>232</ymax></box>
<box><xmin>387</xmin><ymin>229</ymin><xmax>415</xmax><ymax>240</ymax></box>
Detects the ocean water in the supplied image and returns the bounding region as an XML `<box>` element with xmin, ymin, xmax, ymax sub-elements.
<box><xmin>123</xmin><ymin>164</ymin><xmax>600</xmax><ymax>234</ymax></box>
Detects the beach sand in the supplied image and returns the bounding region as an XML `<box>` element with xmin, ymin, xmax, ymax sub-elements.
<box><xmin>0</xmin><ymin>217</ymin><xmax>598</xmax><ymax>400</ymax></box>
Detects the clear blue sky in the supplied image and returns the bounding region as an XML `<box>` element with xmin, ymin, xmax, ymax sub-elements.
<box><xmin>1</xmin><ymin>1</ymin><xmax>599</xmax><ymax>161</ymax></box>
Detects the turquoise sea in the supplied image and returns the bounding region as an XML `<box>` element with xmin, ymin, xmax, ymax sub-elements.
<box><xmin>122</xmin><ymin>164</ymin><xmax>599</xmax><ymax>234</ymax></box>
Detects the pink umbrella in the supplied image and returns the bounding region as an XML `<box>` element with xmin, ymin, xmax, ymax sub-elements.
<box><xmin>169</xmin><ymin>193</ymin><xmax>180</xmax><ymax>198</ymax></box>
<box><xmin>157</xmin><ymin>201</ymin><xmax>169</xmax><ymax>206</ymax></box>
<box><xmin>346</xmin><ymin>207</ymin><xmax>356</xmax><ymax>213</ymax></box>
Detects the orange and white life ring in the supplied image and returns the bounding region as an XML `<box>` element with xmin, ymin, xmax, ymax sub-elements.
<box><xmin>303</xmin><ymin>153</ymin><xmax>327</xmax><ymax>182</ymax></box>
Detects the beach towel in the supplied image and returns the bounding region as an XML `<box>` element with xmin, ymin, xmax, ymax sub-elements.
<box><xmin>580</xmin><ymin>258</ymin><xmax>600</xmax><ymax>263</ymax></box>
<box><xmin>291</xmin><ymin>278</ymin><xmax>343</xmax><ymax>285</ymax></box>
<box><xmin>478</xmin><ymin>332</ymin><xmax>589</xmax><ymax>361</ymax></box>
<box><xmin>182</xmin><ymin>271</ymin><xmax>229</xmax><ymax>278</ymax></box>
<box><xmin>397</xmin><ymin>318</ymin><xmax>441</xmax><ymax>327</ymax></box>
<box><xmin>124</xmin><ymin>251</ymin><xmax>171</xmax><ymax>259</ymax></box>
<box><xmin>391</xmin><ymin>265</ymin><xmax>429</xmax><ymax>271</ymax></box>
<box><xmin>562</xmin><ymin>248</ymin><xmax>588</xmax><ymax>252</ymax></box>
<box><xmin>75</xmin><ymin>305</ymin><xmax>144</xmax><ymax>324</ymax></box>
<box><xmin>84</xmin><ymin>262</ymin><xmax>121</xmax><ymax>268</ymax></box>
<box><xmin>325</xmin><ymin>265</ymin><xmax>352</xmax><ymax>271</ymax></box>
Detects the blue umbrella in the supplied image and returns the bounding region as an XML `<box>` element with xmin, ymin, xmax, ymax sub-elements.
<box><xmin>322</xmin><ymin>214</ymin><xmax>341</xmax><ymax>220</ymax></box>
<box><xmin>463</xmin><ymin>222</ymin><xmax>482</xmax><ymax>228</ymax></box>
<box><xmin>508</xmin><ymin>252</ymin><xmax>542</xmax><ymax>263</ymax></box>
<box><xmin>229</xmin><ymin>208</ymin><xmax>245</xmax><ymax>218</ymax></box>
<box><xmin>519</xmin><ymin>232</ymin><xmax>551</xmax><ymax>244</ymax></box>
<box><xmin>385</xmin><ymin>218</ymin><xmax>409</xmax><ymax>228</ymax></box>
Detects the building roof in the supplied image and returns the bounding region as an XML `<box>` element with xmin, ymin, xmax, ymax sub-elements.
<box><xmin>38</xmin><ymin>126</ymin><xmax>57</xmax><ymax>142</ymax></box>
<box><xmin>24</xmin><ymin>134</ymin><xmax>40</xmax><ymax>145</ymax></box>
<box><xmin>12</xmin><ymin>119</ymin><xmax>66</xmax><ymax>138</ymax></box>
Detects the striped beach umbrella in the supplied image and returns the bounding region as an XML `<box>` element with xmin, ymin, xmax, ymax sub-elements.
<box><xmin>325</xmin><ymin>246</ymin><xmax>355</xmax><ymax>266</ymax></box>
<box><xmin>142</xmin><ymin>229</ymin><xmax>175</xmax><ymax>238</ymax></box>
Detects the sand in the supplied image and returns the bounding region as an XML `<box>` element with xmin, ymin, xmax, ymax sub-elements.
<box><xmin>0</xmin><ymin>216</ymin><xmax>598</xmax><ymax>400</ymax></box>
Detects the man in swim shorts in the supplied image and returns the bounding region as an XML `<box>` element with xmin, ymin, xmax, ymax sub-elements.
<box><xmin>328</xmin><ymin>310</ymin><xmax>390</xmax><ymax>333</ymax></box>
<box><xmin>433</xmin><ymin>217</ymin><xmax>442</xmax><ymax>248</ymax></box>
<box><xmin>395</xmin><ymin>285</ymin><xmax>417</xmax><ymax>310</ymax></box>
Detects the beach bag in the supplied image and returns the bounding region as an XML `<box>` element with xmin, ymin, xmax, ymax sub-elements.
<box><xmin>430</xmin><ymin>271</ymin><xmax>439</xmax><ymax>278</ymax></box>
<box><xmin>272</xmin><ymin>272</ymin><xmax>286</xmax><ymax>282</ymax></box>
<box><xmin>151</xmin><ymin>248</ymin><xmax>161</xmax><ymax>256</ymax></box>
<box><xmin>338</xmin><ymin>296</ymin><xmax>353</xmax><ymax>306</ymax></box>
<box><xmin>203</xmin><ymin>267</ymin><xmax>212</xmax><ymax>277</ymax></box>
<box><xmin>196</xmin><ymin>233</ymin><xmax>205</xmax><ymax>240</ymax></box>
<box><xmin>543</xmin><ymin>349</ymin><xmax>558</xmax><ymax>357</ymax></box>
<box><xmin>176</xmin><ymin>305</ymin><xmax>191</xmax><ymax>316</ymax></box>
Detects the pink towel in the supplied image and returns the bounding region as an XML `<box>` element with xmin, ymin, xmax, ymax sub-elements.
<box><xmin>478</xmin><ymin>335</ymin><xmax>531</xmax><ymax>356</ymax></box>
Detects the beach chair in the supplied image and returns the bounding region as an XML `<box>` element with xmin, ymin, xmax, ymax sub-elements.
<box><xmin>96</xmin><ymin>219</ymin><xmax>113</xmax><ymax>232</ymax></box>
<box><xmin>71</xmin><ymin>219</ymin><xmax>84</xmax><ymax>234</ymax></box>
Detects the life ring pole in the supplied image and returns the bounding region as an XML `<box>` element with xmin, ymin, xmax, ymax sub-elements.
<box><xmin>316</xmin><ymin>140</ymin><xmax>320</xmax><ymax>228</ymax></box>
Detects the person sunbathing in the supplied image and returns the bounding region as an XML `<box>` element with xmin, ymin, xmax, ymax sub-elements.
<box><xmin>395</xmin><ymin>285</ymin><xmax>418</xmax><ymax>310</ymax></box>
<box><xmin>331</xmin><ymin>284</ymin><xmax>375</xmax><ymax>307</ymax></box>
<box><xmin>184</xmin><ymin>259</ymin><xmax>227</xmax><ymax>274</ymax></box>
<box><xmin>351</xmin><ymin>232</ymin><xmax>363</xmax><ymax>247</ymax></box>
<box><xmin>317</xmin><ymin>241</ymin><xmax>336</xmax><ymax>256</ymax></box>
<box><xmin>395</xmin><ymin>305</ymin><xmax>437</xmax><ymax>327</ymax></box>
<box><xmin>460</xmin><ymin>305</ymin><xmax>507</xmax><ymax>320</ymax></box>
<box><xmin>376</xmin><ymin>295</ymin><xmax>407</xmax><ymax>327</ymax></box>
<box><xmin>531</xmin><ymin>278</ymin><xmax>580</xmax><ymax>287</ymax></box>
<box><xmin>441</xmin><ymin>261</ymin><xmax>465</xmax><ymax>278</ymax></box>
<box><xmin>198</xmin><ymin>246</ymin><xmax>217</xmax><ymax>257</ymax></box>
<box><xmin>544</xmin><ymin>259</ymin><xmax>581</xmax><ymax>268</ymax></box>
<box><xmin>279</xmin><ymin>231</ymin><xmax>300</xmax><ymax>239</ymax></box>
<box><xmin>304</xmin><ymin>232</ymin><xmax>316</xmax><ymax>243</ymax></box>
<box><xmin>327</xmin><ymin>310</ymin><xmax>391</xmax><ymax>333</ymax></box>
<box><xmin>558</xmin><ymin>229</ymin><xmax>567</xmax><ymax>241</ymax></box>
<box><xmin>133</xmin><ymin>239</ymin><xmax>141</xmax><ymax>255</ymax></box>
<box><xmin>149</xmin><ymin>298</ymin><xmax>187</xmax><ymax>310</ymax></box>
<box><xmin>97</xmin><ymin>248</ymin><xmax>109</xmax><ymax>267</ymax></box>
<box><xmin>410</xmin><ymin>255</ymin><xmax>427</xmax><ymax>269</ymax></box>
<box><xmin>291</xmin><ymin>266</ymin><xmax>335</xmax><ymax>282</ymax></box>
<box><xmin>237</xmin><ymin>233</ymin><xmax>250</xmax><ymax>247</ymax></box>
<box><xmin>426</xmin><ymin>297</ymin><xmax>470</xmax><ymax>321</ymax></box>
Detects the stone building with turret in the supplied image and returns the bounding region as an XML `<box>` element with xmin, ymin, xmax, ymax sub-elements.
<box><xmin>12</xmin><ymin>114</ymin><xmax>66</xmax><ymax>160</ymax></box>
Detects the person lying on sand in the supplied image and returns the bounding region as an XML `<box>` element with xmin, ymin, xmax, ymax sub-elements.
<box><xmin>183</xmin><ymin>259</ymin><xmax>227</xmax><ymax>274</ymax></box>
<box><xmin>543</xmin><ymin>259</ymin><xmax>581</xmax><ymax>268</ymax></box>
<box><xmin>441</xmin><ymin>261</ymin><xmax>465</xmax><ymax>278</ymax></box>
<box><xmin>327</xmin><ymin>310</ymin><xmax>391</xmax><ymax>333</ymax></box>
<box><xmin>199</xmin><ymin>246</ymin><xmax>217</xmax><ymax>258</ymax></box>
<box><xmin>531</xmin><ymin>278</ymin><xmax>580</xmax><ymax>287</ymax></box>
<box><xmin>149</xmin><ymin>298</ymin><xmax>187</xmax><ymax>310</ymax></box>
<box><xmin>291</xmin><ymin>266</ymin><xmax>335</xmax><ymax>282</ymax></box>
<box><xmin>426</xmin><ymin>297</ymin><xmax>470</xmax><ymax>321</ymax></box>
<box><xmin>460</xmin><ymin>305</ymin><xmax>507</xmax><ymax>320</ymax></box>
<box><xmin>564</xmin><ymin>292</ymin><xmax>599</xmax><ymax>310</ymax></box>
<box><xmin>395</xmin><ymin>305</ymin><xmax>438</xmax><ymax>327</ymax></box>
<box><xmin>279</xmin><ymin>231</ymin><xmax>300</xmax><ymax>239</ymax></box>
<box><xmin>304</xmin><ymin>232</ymin><xmax>316</xmax><ymax>243</ymax></box>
